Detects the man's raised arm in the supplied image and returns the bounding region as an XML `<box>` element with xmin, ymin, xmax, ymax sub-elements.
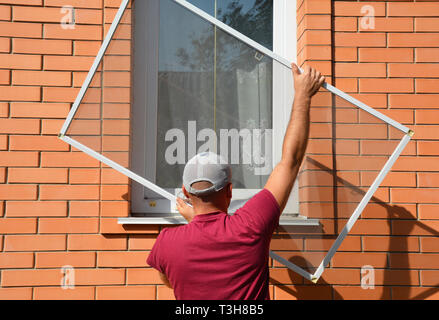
<box><xmin>264</xmin><ymin>63</ymin><xmax>325</xmax><ymax>212</ymax></box>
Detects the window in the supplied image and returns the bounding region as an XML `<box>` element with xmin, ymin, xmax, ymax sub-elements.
<box><xmin>131</xmin><ymin>0</ymin><xmax>301</xmax><ymax>219</ymax></box>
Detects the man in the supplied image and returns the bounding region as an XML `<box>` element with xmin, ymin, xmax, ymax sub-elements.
<box><xmin>147</xmin><ymin>63</ymin><xmax>325</xmax><ymax>300</ymax></box>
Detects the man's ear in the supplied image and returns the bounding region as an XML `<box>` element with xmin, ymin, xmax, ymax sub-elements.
<box><xmin>182</xmin><ymin>185</ymin><xmax>190</xmax><ymax>198</ymax></box>
<box><xmin>227</xmin><ymin>183</ymin><xmax>233</xmax><ymax>199</ymax></box>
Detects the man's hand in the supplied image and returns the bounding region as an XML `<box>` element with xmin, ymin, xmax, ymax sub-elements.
<box><xmin>292</xmin><ymin>63</ymin><xmax>325</xmax><ymax>99</ymax></box>
<box><xmin>176</xmin><ymin>197</ymin><xmax>195</xmax><ymax>223</ymax></box>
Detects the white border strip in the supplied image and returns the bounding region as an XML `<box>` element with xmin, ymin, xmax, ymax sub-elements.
<box><xmin>61</xmin><ymin>136</ymin><xmax>177</xmax><ymax>202</ymax></box>
<box><xmin>172</xmin><ymin>0</ymin><xmax>410</xmax><ymax>135</ymax></box>
<box><xmin>59</xmin><ymin>0</ymin><xmax>130</xmax><ymax>136</ymax></box>
<box><xmin>312</xmin><ymin>133</ymin><xmax>413</xmax><ymax>281</ymax></box>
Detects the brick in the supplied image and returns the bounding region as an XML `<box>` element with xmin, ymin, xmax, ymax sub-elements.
<box><xmin>10</xmin><ymin>136</ymin><xmax>69</xmax><ymax>151</ymax></box>
<box><xmin>0</xmin><ymin>288</ymin><xmax>32</xmax><ymax>300</ymax></box>
<box><xmin>101</xmin><ymin>201</ymin><xmax>129</xmax><ymax>217</ymax></box>
<box><xmin>388</xmin><ymin>33</ymin><xmax>439</xmax><ymax>48</ymax></box>
<box><xmin>390</xmin><ymin>253</ymin><xmax>439</xmax><ymax>269</ymax></box>
<box><xmin>41</xmin><ymin>152</ymin><xmax>99</xmax><ymax>167</ymax></box>
<box><xmin>334</xmin><ymin>2</ymin><xmax>385</xmax><ymax>17</ymax></box>
<box><xmin>44</xmin><ymin>0</ymin><xmax>102</xmax><ymax>9</ymax></box>
<box><xmin>39</xmin><ymin>217</ymin><xmax>99</xmax><ymax>233</ymax></box>
<box><xmin>0</xmin><ymin>167</ymin><xmax>4</xmax><ymax>183</ymax></box>
<box><xmin>157</xmin><ymin>285</ymin><xmax>175</xmax><ymax>300</ymax></box>
<box><xmin>421</xmin><ymin>271</ymin><xmax>439</xmax><ymax>286</ymax></box>
<box><xmin>392</xmin><ymin>220</ymin><xmax>439</xmax><ymax>236</ymax></box>
<box><xmin>421</xmin><ymin>237</ymin><xmax>439</xmax><ymax>253</ymax></box>
<box><xmin>96</xmin><ymin>286</ymin><xmax>156</xmax><ymax>300</ymax></box>
<box><xmin>363</xmin><ymin>236</ymin><xmax>420</xmax><ymax>252</ymax></box>
<box><xmin>335</xmin><ymin>63</ymin><xmax>386</xmax><ymax>78</ymax></box>
<box><xmin>0</xmin><ymin>86</ymin><xmax>40</xmax><ymax>101</ymax></box>
<box><xmin>74</xmin><ymin>40</ymin><xmax>101</xmax><ymax>56</ymax></box>
<box><xmin>68</xmin><ymin>234</ymin><xmax>127</xmax><ymax>251</ymax></box>
<box><xmin>305</xmin><ymin>236</ymin><xmax>361</xmax><ymax>252</ymax></box>
<box><xmin>0</xmin><ymin>135</ymin><xmax>6</xmax><ymax>150</ymax></box>
<box><xmin>4</xmin><ymin>234</ymin><xmax>66</xmax><ymax>251</ymax></box>
<box><xmin>389</xmin><ymin>63</ymin><xmax>439</xmax><ymax>78</ymax></box>
<box><xmin>269</xmin><ymin>267</ymin><xmax>304</xmax><ymax>285</ymax></box>
<box><xmin>362</xmin><ymin>17</ymin><xmax>413</xmax><ymax>33</ymax></box>
<box><xmin>74</xmin><ymin>268</ymin><xmax>125</xmax><ymax>286</ymax></box>
<box><xmin>392</xmin><ymin>287</ymin><xmax>439</xmax><ymax>300</ymax></box>
<box><xmin>12</xmin><ymin>70</ymin><xmax>71</xmax><ymax>86</ymax></box>
<box><xmin>10</xmin><ymin>102</ymin><xmax>70</xmax><ymax>118</ymax></box>
<box><xmin>126</xmin><ymin>268</ymin><xmax>163</xmax><ymax>285</ymax></box>
<box><xmin>0</xmin><ymin>5</ymin><xmax>10</xmax><ymax>20</ymax></box>
<box><xmin>335</xmin><ymin>155</ymin><xmax>387</xmax><ymax>171</ymax></box>
<box><xmin>335</xmin><ymin>33</ymin><xmax>386</xmax><ymax>48</ymax></box>
<box><xmin>416</xmin><ymin>48</ymin><xmax>439</xmax><ymax>63</ymax></box>
<box><xmin>336</xmin><ymin>93</ymin><xmax>387</xmax><ymax>109</ymax></box>
<box><xmin>2</xmin><ymin>269</ymin><xmax>62</xmax><ymax>287</ymax></box>
<box><xmin>102</xmin><ymin>119</ymin><xmax>130</xmax><ymax>135</ymax></box>
<box><xmin>418</xmin><ymin>141</ymin><xmax>439</xmax><ymax>156</ymax></box>
<box><xmin>389</xmin><ymin>94</ymin><xmax>439</xmax><ymax>109</ymax></box>
<box><xmin>42</xmin><ymin>87</ymin><xmax>81</xmax><ymax>103</ymax></box>
<box><xmin>41</xmin><ymin>119</ymin><xmax>65</xmax><ymax>135</ymax></box>
<box><xmin>36</xmin><ymin>251</ymin><xmax>96</xmax><ymax>268</ymax></box>
<box><xmin>44</xmin><ymin>24</ymin><xmax>102</xmax><ymax>40</ymax></box>
<box><xmin>362</xmin><ymin>171</ymin><xmax>416</xmax><ymax>188</ymax></box>
<box><xmin>0</xmin><ymin>102</ymin><xmax>8</xmax><ymax>117</ymax></box>
<box><xmin>334</xmin><ymin>47</ymin><xmax>357</xmax><ymax>62</ymax></box>
<box><xmin>34</xmin><ymin>287</ymin><xmax>95</xmax><ymax>300</ymax></box>
<box><xmin>0</xmin><ymin>69</ymin><xmax>9</xmax><ymax>84</ymax></box>
<box><xmin>360</xmin><ymin>78</ymin><xmax>413</xmax><ymax>93</ymax></box>
<box><xmin>0</xmin><ymin>119</ymin><xmax>40</xmax><ymax>134</ymax></box>
<box><xmin>359</xmin><ymin>48</ymin><xmax>413</xmax><ymax>63</ymax></box>
<box><xmin>274</xmin><ymin>284</ymin><xmax>332</xmax><ymax>300</ymax></box>
<box><xmin>75</xmin><ymin>8</ymin><xmax>103</xmax><ymax>24</ymax></box>
<box><xmin>101</xmin><ymin>168</ymin><xmax>129</xmax><ymax>184</ymax></box>
<box><xmin>332</xmin><ymin>252</ymin><xmax>388</xmax><ymax>268</ymax></box>
<box><xmin>13</xmin><ymin>38</ymin><xmax>71</xmax><ymax>55</ymax></box>
<box><xmin>334</xmin><ymin>17</ymin><xmax>357</xmax><ymax>32</ymax></box>
<box><xmin>44</xmin><ymin>55</ymin><xmax>95</xmax><ymax>71</ymax></box>
<box><xmin>298</xmin><ymin>30</ymin><xmax>331</xmax><ymax>47</ymax></box>
<box><xmin>0</xmin><ymin>37</ymin><xmax>9</xmax><ymax>52</ymax></box>
<box><xmin>98</xmin><ymin>251</ymin><xmax>148</xmax><ymax>268</ymax></box>
<box><xmin>13</xmin><ymin>6</ymin><xmax>66</xmax><ymax>23</ymax></box>
<box><xmin>416</xmin><ymin>79</ymin><xmax>439</xmax><ymax>93</ymax></box>
<box><xmin>69</xmin><ymin>168</ymin><xmax>100</xmax><ymax>184</ymax></box>
<box><xmin>418</xmin><ymin>172</ymin><xmax>439</xmax><ymax>188</ymax></box>
<box><xmin>0</xmin><ymin>184</ymin><xmax>37</xmax><ymax>200</ymax></box>
<box><xmin>392</xmin><ymin>157</ymin><xmax>439</xmax><ymax>171</ymax></box>
<box><xmin>129</xmin><ymin>235</ymin><xmax>157</xmax><ymax>251</ymax></box>
<box><xmin>0</xmin><ymin>252</ymin><xmax>34</xmax><ymax>268</ymax></box>
<box><xmin>347</xmin><ymin>219</ymin><xmax>391</xmax><ymax>236</ymax></box>
<box><xmin>101</xmin><ymin>185</ymin><xmax>129</xmax><ymax>201</ymax></box>
<box><xmin>388</xmin><ymin>3</ymin><xmax>439</xmax><ymax>17</ymax></box>
<box><xmin>335</xmin><ymin>286</ymin><xmax>391</xmax><ymax>300</ymax></box>
<box><xmin>0</xmin><ymin>218</ymin><xmax>37</xmax><ymax>234</ymax></box>
<box><xmin>391</xmin><ymin>188</ymin><xmax>439</xmax><ymax>204</ymax></box>
<box><xmin>6</xmin><ymin>201</ymin><xmax>67</xmax><ymax>217</ymax></box>
<box><xmin>0</xmin><ymin>0</ymin><xmax>41</xmax><ymax>4</ymax></box>
<box><xmin>69</xmin><ymin>201</ymin><xmax>99</xmax><ymax>217</ymax></box>
<box><xmin>0</xmin><ymin>21</ymin><xmax>42</xmax><ymax>38</ymax></box>
<box><xmin>39</xmin><ymin>185</ymin><xmax>100</xmax><ymax>200</ymax></box>
<box><xmin>415</xmin><ymin>18</ymin><xmax>439</xmax><ymax>32</ymax></box>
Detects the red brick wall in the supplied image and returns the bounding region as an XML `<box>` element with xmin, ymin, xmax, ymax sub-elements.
<box><xmin>0</xmin><ymin>0</ymin><xmax>438</xmax><ymax>300</ymax></box>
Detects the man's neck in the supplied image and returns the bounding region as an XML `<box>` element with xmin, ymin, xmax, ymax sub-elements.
<box><xmin>193</xmin><ymin>203</ymin><xmax>227</xmax><ymax>216</ymax></box>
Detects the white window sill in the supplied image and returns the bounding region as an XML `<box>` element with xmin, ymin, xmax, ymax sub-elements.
<box><xmin>118</xmin><ymin>215</ymin><xmax>319</xmax><ymax>226</ymax></box>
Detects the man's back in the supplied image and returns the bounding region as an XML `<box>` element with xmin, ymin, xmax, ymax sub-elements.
<box><xmin>147</xmin><ymin>189</ymin><xmax>280</xmax><ymax>300</ymax></box>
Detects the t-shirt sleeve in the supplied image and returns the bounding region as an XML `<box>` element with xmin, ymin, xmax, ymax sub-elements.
<box><xmin>146</xmin><ymin>230</ymin><xmax>167</xmax><ymax>274</ymax></box>
<box><xmin>232</xmin><ymin>188</ymin><xmax>281</xmax><ymax>236</ymax></box>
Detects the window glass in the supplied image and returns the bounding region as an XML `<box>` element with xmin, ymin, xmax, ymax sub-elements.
<box><xmin>156</xmin><ymin>0</ymin><xmax>273</xmax><ymax>189</ymax></box>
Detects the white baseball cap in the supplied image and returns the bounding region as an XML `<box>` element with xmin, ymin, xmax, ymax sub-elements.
<box><xmin>182</xmin><ymin>152</ymin><xmax>232</xmax><ymax>196</ymax></box>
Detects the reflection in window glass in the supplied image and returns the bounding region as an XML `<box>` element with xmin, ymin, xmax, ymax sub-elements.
<box><xmin>156</xmin><ymin>0</ymin><xmax>273</xmax><ymax>189</ymax></box>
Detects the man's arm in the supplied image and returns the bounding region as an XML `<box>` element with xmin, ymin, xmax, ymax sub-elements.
<box><xmin>264</xmin><ymin>64</ymin><xmax>325</xmax><ymax>212</ymax></box>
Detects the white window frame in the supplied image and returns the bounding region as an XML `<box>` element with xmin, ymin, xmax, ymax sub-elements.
<box><xmin>58</xmin><ymin>0</ymin><xmax>413</xmax><ymax>283</ymax></box>
<box><xmin>131</xmin><ymin>0</ymin><xmax>301</xmax><ymax>217</ymax></box>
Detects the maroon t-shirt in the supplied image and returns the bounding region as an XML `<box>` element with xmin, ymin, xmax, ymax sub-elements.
<box><xmin>147</xmin><ymin>189</ymin><xmax>280</xmax><ymax>300</ymax></box>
